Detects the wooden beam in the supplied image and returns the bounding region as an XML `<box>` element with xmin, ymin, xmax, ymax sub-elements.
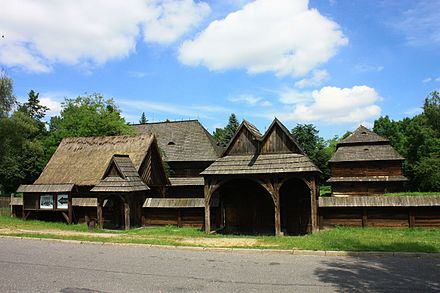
<box><xmin>309</xmin><ymin>178</ymin><xmax>318</xmax><ymax>233</ymax></box>
<box><xmin>204</xmin><ymin>184</ymin><xmax>211</xmax><ymax>233</ymax></box>
<box><xmin>362</xmin><ymin>208</ymin><xmax>368</xmax><ymax>228</ymax></box>
<box><xmin>177</xmin><ymin>209</ymin><xmax>182</xmax><ymax>228</ymax></box>
<box><xmin>61</xmin><ymin>211</ymin><xmax>70</xmax><ymax>223</ymax></box>
<box><xmin>67</xmin><ymin>195</ymin><xmax>73</xmax><ymax>224</ymax></box>
<box><xmin>409</xmin><ymin>208</ymin><xmax>415</xmax><ymax>228</ymax></box>
<box><xmin>97</xmin><ymin>196</ymin><xmax>103</xmax><ymax>229</ymax></box>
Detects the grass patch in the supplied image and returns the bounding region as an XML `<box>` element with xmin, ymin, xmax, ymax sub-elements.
<box><xmin>1</xmin><ymin>217</ymin><xmax>440</xmax><ymax>253</ymax></box>
<box><xmin>384</xmin><ymin>192</ymin><xmax>440</xmax><ymax>196</ymax></box>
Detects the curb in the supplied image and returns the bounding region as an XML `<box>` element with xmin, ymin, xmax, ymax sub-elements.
<box><xmin>1</xmin><ymin>235</ymin><xmax>439</xmax><ymax>258</ymax></box>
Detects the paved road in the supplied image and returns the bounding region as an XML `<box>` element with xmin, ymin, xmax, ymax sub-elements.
<box><xmin>0</xmin><ymin>238</ymin><xmax>439</xmax><ymax>292</ymax></box>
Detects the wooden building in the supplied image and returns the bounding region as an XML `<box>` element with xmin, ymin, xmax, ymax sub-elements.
<box><xmin>134</xmin><ymin>120</ymin><xmax>222</xmax><ymax>228</ymax></box>
<box><xmin>16</xmin><ymin>134</ymin><xmax>168</xmax><ymax>229</ymax></box>
<box><xmin>202</xmin><ymin>119</ymin><xmax>321</xmax><ymax>236</ymax></box>
<box><xmin>327</xmin><ymin>125</ymin><xmax>408</xmax><ymax>196</ymax></box>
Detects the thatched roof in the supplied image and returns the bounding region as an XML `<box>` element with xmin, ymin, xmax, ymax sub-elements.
<box><xmin>338</xmin><ymin>125</ymin><xmax>389</xmax><ymax>147</ymax></box>
<box><xmin>202</xmin><ymin>153</ymin><xmax>320</xmax><ymax>175</ymax></box>
<box><xmin>327</xmin><ymin>176</ymin><xmax>408</xmax><ymax>183</ymax></box>
<box><xmin>91</xmin><ymin>155</ymin><xmax>149</xmax><ymax>192</ymax></box>
<box><xmin>35</xmin><ymin>134</ymin><xmax>154</xmax><ymax>186</ymax></box>
<box><xmin>143</xmin><ymin>198</ymin><xmax>205</xmax><ymax>208</ymax></box>
<box><xmin>17</xmin><ymin>184</ymin><xmax>74</xmax><ymax>193</ymax></box>
<box><xmin>169</xmin><ymin>177</ymin><xmax>204</xmax><ymax>186</ymax></box>
<box><xmin>133</xmin><ymin>120</ymin><xmax>222</xmax><ymax>162</ymax></box>
<box><xmin>330</xmin><ymin>144</ymin><xmax>405</xmax><ymax>162</ymax></box>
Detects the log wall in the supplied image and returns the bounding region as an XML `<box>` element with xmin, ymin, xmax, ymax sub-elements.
<box><xmin>142</xmin><ymin>208</ymin><xmax>204</xmax><ymax>228</ymax></box>
<box><xmin>331</xmin><ymin>161</ymin><xmax>404</xmax><ymax>177</ymax></box>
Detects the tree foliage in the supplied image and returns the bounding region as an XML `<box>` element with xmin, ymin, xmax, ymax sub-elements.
<box><xmin>139</xmin><ymin>112</ymin><xmax>148</xmax><ymax>124</ymax></box>
<box><xmin>0</xmin><ymin>72</ymin><xmax>15</xmax><ymax>118</ymax></box>
<box><xmin>291</xmin><ymin>124</ymin><xmax>334</xmax><ymax>180</ymax></box>
<box><xmin>213</xmin><ymin>113</ymin><xmax>240</xmax><ymax>147</ymax></box>
<box><xmin>373</xmin><ymin>91</ymin><xmax>440</xmax><ymax>191</ymax></box>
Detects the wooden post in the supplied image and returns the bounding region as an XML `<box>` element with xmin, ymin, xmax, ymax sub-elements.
<box><xmin>310</xmin><ymin>178</ymin><xmax>318</xmax><ymax>233</ymax></box>
<box><xmin>274</xmin><ymin>193</ymin><xmax>281</xmax><ymax>236</ymax></box>
<box><xmin>177</xmin><ymin>210</ymin><xmax>182</xmax><ymax>227</ymax></box>
<box><xmin>67</xmin><ymin>195</ymin><xmax>73</xmax><ymax>224</ymax></box>
<box><xmin>362</xmin><ymin>208</ymin><xmax>368</xmax><ymax>228</ymax></box>
<box><xmin>409</xmin><ymin>208</ymin><xmax>415</xmax><ymax>228</ymax></box>
<box><xmin>124</xmin><ymin>196</ymin><xmax>130</xmax><ymax>230</ymax></box>
<box><xmin>204</xmin><ymin>184</ymin><xmax>211</xmax><ymax>233</ymax></box>
<box><xmin>97</xmin><ymin>196</ymin><xmax>103</xmax><ymax>229</ymax></box>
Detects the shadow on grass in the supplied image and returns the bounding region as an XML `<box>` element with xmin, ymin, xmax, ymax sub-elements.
<box><xmin>315</xmin><ymin>240</ymin><xmax>440</xmax><ymax>292</ymax></box>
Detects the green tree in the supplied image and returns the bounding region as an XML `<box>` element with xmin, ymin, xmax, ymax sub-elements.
<box><xmin>0</xmin><ymin>72</ymin><xmax>15</xmax><ymax>118</ymax></box>
<box><xmin>291</xmin><ymin>124</ymin><xmax>332</xmax><ymax>179</ymax></box>
<box><xmin>213</xmin><ymin>113</ymin><xmax>240</xmax><ymax>147</ymax></box>
<box><xmin>0</xmin><ymin>90</ymin><xmax>48</xmax><ymax>193</ymax></box>
<box><xmin>139</xmin><ymin>112</ymin><xmax>148</xmax><ymax>124</ymax></box>
<box><xmin>44</xmin><ymin>93</ymin><xmax>134</xmax><ymax>161</ymax></box>
<box><xmin>423</xmin><ymin>91</ymin><xmax>440</xmax><ymax>132</ymax></box>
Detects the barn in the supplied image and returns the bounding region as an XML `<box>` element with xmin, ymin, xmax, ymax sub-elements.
<box><xmin>16</xmin><ymin>134</ymin><xmax>168</xmax><ymax>229</ymax></box>
<box><xmin>202</xmin><ymin>119</ymin><xmax>321</xmax><ymax>236</ymax></box>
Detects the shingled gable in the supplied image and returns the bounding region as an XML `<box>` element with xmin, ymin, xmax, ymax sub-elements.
<box><xmin>133</xmin><ymin>120</ymin><xmax>222</xmax><ymax>162</ymax></box>
<box><xmin>91</xmin><ymin>155</ymin><xmax>149</xmax><ymax>193</ymax></box>
<box><xmin>33</xmin><ymin>134</ymin><xmax>163</xmax><ymax>186</ymax></box>
<box><xmin>202</xmin><ymin>119</ymin><xmax>320</xmax><ymax>175</ymax></box>
<box><xmin>330</xmin><ymin>126</ymin><xmax>405</xmax><ymax>163</ymax></box>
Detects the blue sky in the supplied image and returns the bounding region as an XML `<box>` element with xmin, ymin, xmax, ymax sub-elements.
<box><xmin>1</xmin><ymin>0</ymin><xmax>439</xmax><ymax>138</ymax></box>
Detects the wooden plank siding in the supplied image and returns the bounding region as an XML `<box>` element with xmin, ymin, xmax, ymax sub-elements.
<box><xmin>225</xmin><ymin>126</ymin><xmax>260</xmax><ymax>156</ymax></box>
<box><xmin>261</xmin><ymin>125</ymin><xmax>301</xmax><ymax>155</ymax></box>
<box><xmin>142</xmin><ymin>208</ymin><xmax>204</xmax><ymax>228</ymax></box>
<box><xmin>331</xmin><ymin>161</ymin><xmax>404</xmax><ymax>177</ymax></box>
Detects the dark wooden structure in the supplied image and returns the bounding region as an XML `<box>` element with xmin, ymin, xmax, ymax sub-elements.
<box><xmin>202</xmin><ymin>119</ymin><xmax>321</xmax><ymax>236</ymax></box>
<box><xmin>328</xmin><ymin>125</ymin><xmax>407</xmax><ymax>196</ymax></box>
<box><xmin>16</xmin><ymin>134</ymin><xmax>168</xmax><ymax>229</ymax></box>
<box><xmin>134</xmin><ymin>120</ymin><xmax>222</xmax><ymax>228</ymax></box>
<box><xmin>319</xmin><ymin>196</ymin><xmax>440</xmax><ymax>228</ymax></box>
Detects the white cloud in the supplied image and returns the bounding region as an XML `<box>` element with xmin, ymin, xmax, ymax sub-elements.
<box><xmin>0</xmin><ymin>0</ymin><xmax>209</xmax><ymax>72</ymax></box>
<box><xmin>278</xmin><ymin>85</ymin><xmax>382</xmax><ymax>124</ymax></box>
<box><xmin>436</xmin><ymin>76</ymin><xmax>440</xmax><ymax>82</ymax></box>
<box><xmin>354</xmin><ymin>64</ymin><xmax>384</xmax><ymax>73</ymax></box>
<box><xmin>179</xmin><ymin>0</ymin><xmax>348</xmax><ymax>77</ymax></box>
<box><xmin>279</xmin><ymin>89</ymin><xmax>312</xmax><ymax>104</ymax></box>
<box><xmin>229</xmin><ymin>94</ymin><xmax>261</xmax><ymax>105</ymax></box>
<box><xmin>423</xmin><ymin>77</ymin><xmax>432</xmax><ymax>83</ymax></box>
<box><xmin>294</xmin><ymin>69</ymin><xmax>329</xmax><ymax>88</ymax></box>
<box><xmin>143</xmin><ymin>0</ymin><xmax>210</xmax><ymax>44</ymax></box>
<box><xmin>40</xmin><ymin>97</ymin><xmax>62</xmax><ymax>117</ymax></box>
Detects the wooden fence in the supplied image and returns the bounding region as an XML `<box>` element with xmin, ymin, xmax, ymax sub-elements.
<box><xmin>318</xmin><ymin>196</ymin><xmax>440</xmax><ymax>228</ymax></box>
<box><xmin>0</xmin><ymin>197</ymin><xmax>11</xmax><ymax>216</ymax></box>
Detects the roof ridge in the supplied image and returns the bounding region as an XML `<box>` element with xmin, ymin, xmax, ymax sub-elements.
<box><xmin>131</xmin><ymin>119</ymin><xmax>199</xmax><ymax>126</ymax></box>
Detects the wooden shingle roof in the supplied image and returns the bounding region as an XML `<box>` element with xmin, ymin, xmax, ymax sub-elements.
<box><xmin>330</xmin><ymin>144</ymin><xmax>405</xmax><ymax>162</ymax></box>
<box><xmin>133</xmin><ymin>120</ymin><xmax>222</xmax><ymax>162</ymax></box>
<box><xmin>91</xmin><ymin>155</ymin><xmax>149</xmax><ymax>192</ymax></box>
<box><xmin>202</xmin><ymin>153</ymin><xmax>320</xmax><ymax>175</ymax></box>
<box><xmin>34</xmin><ymin>134</ymin><xmax>154</xmax><ymax>186</ymax></box>
<box><xmin>338</xmin><ymin>125</ymin><xmax>389</xmax><ymax>146</ymax></box>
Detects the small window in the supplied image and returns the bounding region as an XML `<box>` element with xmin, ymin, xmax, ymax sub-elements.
<box><xmin>361</xmin><ymin>131</ymin><xmax>367</xmax><ymax>135</ymax></box>
<box><xmin>167</xmin><ymin>141</ymin><xmax>175</xmax><ymax>145</ymax></box>
<box><xmin>364</xmin><ymin>148</ymin><xmax>369</xmax><ymax>151</ymax></box>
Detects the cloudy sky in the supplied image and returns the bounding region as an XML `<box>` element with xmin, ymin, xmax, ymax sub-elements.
<box><xmin>1</xmin><ymin>0</ymin><xmax>439</xmax><ymax>138</ymax></box>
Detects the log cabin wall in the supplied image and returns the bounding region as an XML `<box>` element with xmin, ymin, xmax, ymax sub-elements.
<box><xmin>332</xmin><ymin>182</ymin><xmax>405</xmax><ymax>196</ymax></box>
<box><xmin>225</xmin><ymin>126</ymin><xmax>260</xmax><ymax>156</ymax></box>
<box><xmin>261</xmin><ymin>124</ymin><xmax>301</xmax><ymax>155</ymax></box>
<box><xmin>330</xmin><ymin>161</ymin><xmax>404</xmax><ymax>177</ymax></box>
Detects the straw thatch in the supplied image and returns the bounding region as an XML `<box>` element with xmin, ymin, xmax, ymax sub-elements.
<box><xmin>169</xmin><ymin>177</ymin><xmax>204</xmax><ymax>186</ymax></box>
<box><xmin>133</xmin><ymin>120</ymin><xmax>222</xmax><ymax>162</ymax></box>
<box><xmin>16</xmin><ymin>184</ymin><xmax>74</xmax><ymax>193</ymax></box>
<box><xmin>35</xmin><ymin>134</ymin><xmax>154</xmax><ymax>186</ymax></box>
<box><xmin>143</xmin><ymin>198</ymin><xmax>205</xmax><ymax>208</ymax></box>
<box><xmin>91</xmin><ymin>155</ymin><xmax>149</xmax><ymax>192</ymax></box>
<box><xmin>202</xmin><ymin>153</ymin><xmax>320</xmax><ymax>175</ymax></box>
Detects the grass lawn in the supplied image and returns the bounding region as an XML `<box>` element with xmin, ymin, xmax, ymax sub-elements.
<box><xmin>1</xmin><ymin>216</ymin><xmax>440</xmax><ymax>253</ymax></box>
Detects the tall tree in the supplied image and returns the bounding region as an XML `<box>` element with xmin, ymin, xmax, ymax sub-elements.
<box><xmin>139</xmin><ymin>112</ymin><xmax>148</xmax><ymax>124</ymax></box>
<box><xmin>0</xmin><ymin>72</ymin><xmax>15</xmax><ymax>118</ymax></box>
<box><xmin>291</xmin><ymin>124</ymin><xmax>333</xmax><ymax>179</ymax></box>
<box><xmin>423</xmin><ymin>90</ymin><xmax>440</xmax><ymax>132</ymax></box>
<box><xmin>213</xmin><ymin>113</ymin><xmax>240</xmax><ymax>147</ymax></box>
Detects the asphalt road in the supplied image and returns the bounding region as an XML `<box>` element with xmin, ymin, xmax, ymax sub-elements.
<box><xmin>0</xmin><ymin>237</ymin><xmax>439</xmax><ymax>293</ymax></box>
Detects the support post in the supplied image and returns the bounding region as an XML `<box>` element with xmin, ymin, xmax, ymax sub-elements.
<box><xmin>310</xmin><ymin>178</ymin><xmax>318</xmax><ymax>233</ymax></box>
<box><xmin>274</xmin><ymin>192</ymin><xmax>281</xmax><ymax>236</ymax></box>
<box><xmin>67</xmin><ymin>195</ymin><xmax>73</xmax><ymax>224</ymax></box>
<box><xmin>204</xmin><ymin>184</ymin><xmax>211</xmax><ymax>233</ymax></box>
<box><xmin>124</xmin><ymin>196</ymin><xmax>130</xmax><ymax>230</ymax></box>
<box><xmin>409</xmin><ymin>208</ymin><xmax>415</xmax><ymax>228</ymax></box>
<box><xmin>97</xmin><ymin>196</ymin><xmax>103</xmax><ymax>229</ymax></box>
<box><xmin>362</xmin><ymin>208</ymin><xmax>368</xmax><ymax>228</ymax></box>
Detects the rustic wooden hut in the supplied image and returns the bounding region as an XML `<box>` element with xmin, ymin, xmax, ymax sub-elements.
<box><xmin>202</xmin><ymin>119</ymin><xmax>321</xmax><ymax>236</ymax></box>
<box><xmin>327</xmin><ymin>125</ymin><xmax>408</xmax><ymax>196</ymax></box>
<box><xmin>16</xmin><ymin>134</ymin><xmax>168</xmax><ymax>229</ymax></box>
<box><xmin>134</xmin><ymin>120</ymin><xmax>222</xmax><ymax>228</ymax></box>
